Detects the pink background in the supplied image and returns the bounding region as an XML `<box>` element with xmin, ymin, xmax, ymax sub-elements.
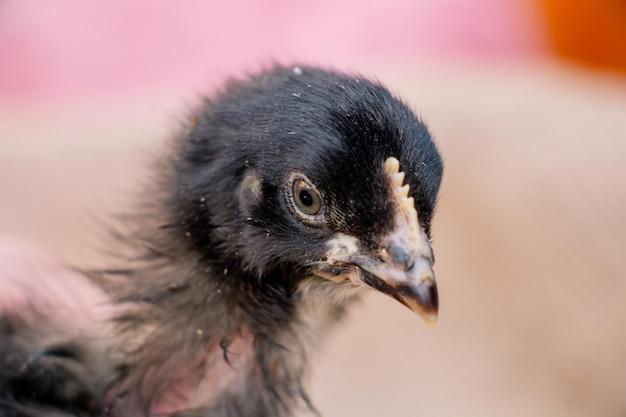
<box><xmin>0</xmin><ymin>0</ymin><xmax>545</xmax><ymax>102</ymax></box>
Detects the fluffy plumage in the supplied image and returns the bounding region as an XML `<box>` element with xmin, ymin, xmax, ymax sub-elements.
<box><xmin>0</xmin><ymin>65</ymin><xmax>443</xmax><ymax>417</ymax></box>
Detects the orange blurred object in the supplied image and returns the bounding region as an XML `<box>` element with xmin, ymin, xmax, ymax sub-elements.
<box><xmin>541</xmin><ymin>0</ymin><xmax>626</xmax><ymax>72</ymax></box>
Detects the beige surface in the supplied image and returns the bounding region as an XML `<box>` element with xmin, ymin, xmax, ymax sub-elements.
<box><xmin>1</xmin><ymin>61</ymin><xmax>625</xmax><ymax>416</ymax></box>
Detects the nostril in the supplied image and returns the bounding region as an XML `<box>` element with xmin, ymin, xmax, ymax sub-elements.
<box><xmin>387</xmin><ymin>242</ymin><xmax>414</xmax><ymax>270</ymax></box>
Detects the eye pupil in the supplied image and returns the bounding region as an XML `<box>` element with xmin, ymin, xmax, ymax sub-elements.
<box><xmin>299</xmin><ymin>190</ymin><xmax>313</xmax><ymax>206</ymax></box>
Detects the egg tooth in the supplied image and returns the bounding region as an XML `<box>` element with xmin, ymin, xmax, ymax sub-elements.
<box><xmin>383</xmin><ymin>157</ymin><xmax>420</xmax><ymax>234</ymax></box>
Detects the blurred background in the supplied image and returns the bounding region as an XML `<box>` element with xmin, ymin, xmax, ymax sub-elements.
<box><xmin>1</xmin><ymin>0</ymin><xmax>625</xmax><ymax>416</ymax></box>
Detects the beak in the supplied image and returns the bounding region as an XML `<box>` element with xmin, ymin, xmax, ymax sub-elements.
<box><xmin>349</xmin><ymin>226</ymin><xmax>438</xmax><ymax>323</ymax></box>
<box><xmin>322</xmin><ymin>222</ymin><xmax>438</xmax><ymax>323</ymax></box>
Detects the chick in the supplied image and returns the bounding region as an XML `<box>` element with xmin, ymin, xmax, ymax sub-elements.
<box><xmin>0</xmin><ymin>65</ymin><xmax>443</xmax><ymax>417</ymax></box>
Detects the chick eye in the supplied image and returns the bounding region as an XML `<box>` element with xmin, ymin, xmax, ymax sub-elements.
<box><xmin>288</xmin><ymin>173</ymin><xmax>324</xmax><ymax>222</ymax></box>
<box><xmin>294</xmin><ymin>180</ymin><xmax>321</xmax><ymax>215</ymax></box>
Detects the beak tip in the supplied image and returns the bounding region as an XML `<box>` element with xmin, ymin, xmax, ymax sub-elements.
<box><xmin>422</xmin><ymin>309</ymin><xmax>438</xmax><ymax>325</ymax></box>
<box><xmin>400</xmin><ymin>278</ymin><xmax>439</xmax><ymax>324</ymax></box>
<box><xmin>420</xmin><ymin>286</ymin><xmax>439</xmax><ymax>324</ymax></box>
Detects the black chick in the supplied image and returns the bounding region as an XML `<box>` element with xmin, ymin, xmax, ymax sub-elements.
<box><xmin>0</xmin><ymin>65</ymin><xmax>443</xmax><ymax>417</ymax></box>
